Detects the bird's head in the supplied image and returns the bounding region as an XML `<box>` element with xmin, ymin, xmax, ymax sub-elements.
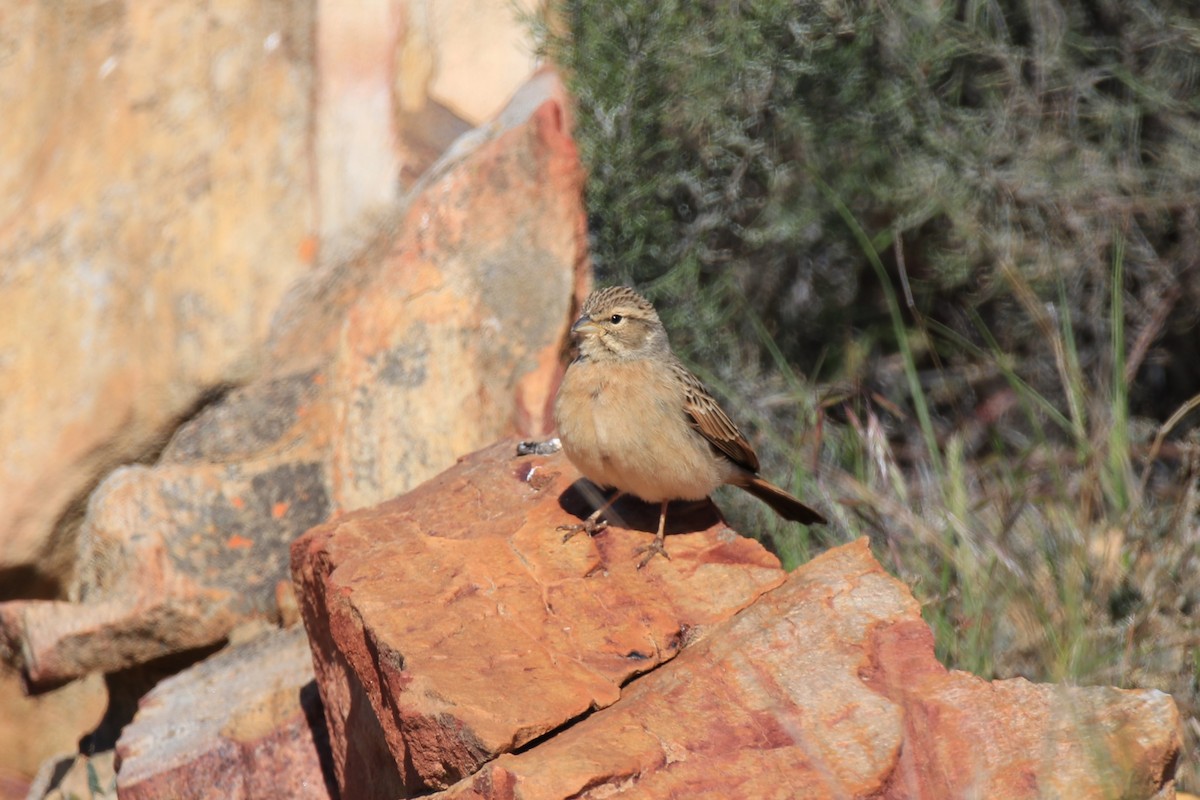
<box><xmin>570</xmin><ymin>286</ymin><xmax>669</xmax><ymax>361</ymax></box>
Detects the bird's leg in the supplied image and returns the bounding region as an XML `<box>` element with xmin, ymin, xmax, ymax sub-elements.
<box><xmin>636</xmin><ymin>500</ymin><xmax>672</xmax><ymax>568</ymax></box>
<box><xmin>559</xmin><ymin>490</ymin><xmax>624</xmax><ymax>542</ymax></box>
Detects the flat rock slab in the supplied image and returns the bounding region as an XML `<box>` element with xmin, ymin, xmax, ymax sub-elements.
<box><xmin>290</xmin><ymin>438</ymin><xmax>786</xmax><ymax>798</ymax></box>
<box><xmin>435</xmin><ymin>539</ymin><xmax>1181</xmax><ymax>800</ymax></box>
<box><xmin>115</xmin><ymin>626</ymin><xmax>333</xmax><ymax>800</ymax></box>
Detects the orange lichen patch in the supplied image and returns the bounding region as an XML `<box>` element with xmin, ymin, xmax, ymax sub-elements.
<box><xmin>226</xmin><ymin>535</ymin><xmax>254</xmax><ymax>550</ymax></box>
<box><xmin>230</xmin><ymin>496</ymin><xmax>246</xmax><ymax>510</ymax></box>
<box><xmin>297</xmin><ymin>234</ymin><xmax>320</xmax><ymax>264</ymax></box>
<box><xmin>272</xmin><ymin>502</ymin><xmax>289</xmax><ymax>520</ymax></box>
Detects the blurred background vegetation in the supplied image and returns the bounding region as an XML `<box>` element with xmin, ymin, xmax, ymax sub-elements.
<box><xmin>536</xmin><ymin>0</ymin><xmax>1200</xmax><ymax>788</ymax></box>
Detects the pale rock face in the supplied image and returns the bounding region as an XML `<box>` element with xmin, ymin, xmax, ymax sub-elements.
<box><xmin>0</xmin><ymin>0</ymin><xmax>318</xmax><ymax>586</ymax></box>
<box><xmin>317</xmin><ymin>0</ymin><xmax>542</xmax><ymax>231</ymax></box>
<box><xmin>0</xmin><ymin>0</ymin><xmax>543</xmax><ymax>596</ymax></box>
<box><xmin>423</xmin><ymin>0</ymin><xmax>543</xmax><ymax>125</ymax></box>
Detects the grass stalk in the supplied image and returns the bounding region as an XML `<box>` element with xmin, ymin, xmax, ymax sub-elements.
<box><xmin>1107</xmin><ymin>234</ymin><xmax>1131</xmax><ymax>514</ymax></box>
<box><xmin>813</xmin><ymin>174</ymin><xmax>944</xmax><ymax>477</ymax></box>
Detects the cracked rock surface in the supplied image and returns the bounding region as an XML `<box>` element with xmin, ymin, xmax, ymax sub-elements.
<box><xmin>293</xmin><ymin>436</ymin><xmax>1181</xmax><ymax>799</ymax></box>
<box><xmin>291</xmin><ymin>438</ymin><xmax>786</xmax><ymax>798</ymax></box>
<box><xmin>436</xmin><ymin>536</ymin><xmax>1181</xmax><ymax>799</ymax></box>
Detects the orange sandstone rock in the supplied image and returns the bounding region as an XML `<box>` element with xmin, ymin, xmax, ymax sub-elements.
<box><xmin>291</xmin><ymin>438</ymin><xmax>787</xmax><ymax>798</ymax></box>
<box><xmin>435</xmin><ymin>540</ymin><xmax>1180</xmax><ymax>800</ymax></box>
<box><xmin>0</xmin><ymin>0</ymin><xmax>317</xmax><ymax>589</ymax></box>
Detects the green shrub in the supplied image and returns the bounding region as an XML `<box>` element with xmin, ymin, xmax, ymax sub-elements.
<box><xmin>540</xmin><ymin>0</ymin><xmax>1200</xmax><ymax>420</ymax></box>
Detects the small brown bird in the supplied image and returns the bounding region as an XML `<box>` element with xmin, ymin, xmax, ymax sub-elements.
<box><xmin>553</xmin><ymin>285</ymin><xmax>826</xmax><ymax>566</ymax></box>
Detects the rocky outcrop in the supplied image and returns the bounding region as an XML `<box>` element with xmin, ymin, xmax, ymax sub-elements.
<box><xmin>292</xmin><ymin>440</ymin><xmax>1182</xmax><ymax>800</ymax></box>
<box><xmin>0</xmin><ymin>6</ymin><xmax>1185</xmax><ymax>797</ymax></box>
<box><xmin>437</xmin><ymin>538</ymin><xmax>1180</xmax><ymax>799</ymax></box>
<box><xmin>0</xmin><ymin>71</ymin><xmax>588</xmax><ymax>690</ymax></box>
<box><xmin>0</xmin><ymin>2</ymin><xmax>556</xmax><ymax>794</ymax></box>
<box><xmin>0</xmin><ymin>0</ymin><xmax>543</xmax><ymax>602</ymax></box>
<box><xmin>114</xmin><ymin>626</ymin><xmax>332</xmax><ymax>800</ymax></box>
<box><xmin>290</xmin><ymin>438</ymin><xmax>785</xmax><ymax>798</ymax></box>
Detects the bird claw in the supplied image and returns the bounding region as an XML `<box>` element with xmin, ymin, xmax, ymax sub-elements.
<box><xmin>635</xmin><ymin>538</ymin><xmax>670</xmax><ymax>569</ymax></box>
<box><xmin>516</xmin><ymin>438</ymin><xmax>561</xmax><ymax>457</ymax></box>
<box><xmin>558</xmin><ymin>518</ymin><xmax>608</xmax><ymax>542</ymax></box>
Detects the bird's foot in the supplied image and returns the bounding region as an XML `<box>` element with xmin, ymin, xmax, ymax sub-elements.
<box><xmin>558</xmin><ymin>517</ymin><xmax>608</xmax><ymax>542</ymax></box>
<box><xmin>635</xmin><ymin>537</ymin><xmax>670</xmax><ymax>569</ymax></box>
<box><xmin>516</xmin><ymin>438</ymin><xmax>561</xmax><ymax>457</ymax></box>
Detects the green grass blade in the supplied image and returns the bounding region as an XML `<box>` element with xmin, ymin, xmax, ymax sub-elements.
<box><xmin>1107</xmin><ymin>233</ymin><xmax>1130</xmax><ymax>513</ymax></box>
<box><xmin>813</xmin><ymin>173</ymin><xmax>944</xmax><ymax>476</ymax></box>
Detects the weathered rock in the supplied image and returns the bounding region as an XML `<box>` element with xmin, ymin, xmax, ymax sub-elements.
<box><xmin>416</xmin><ymin>0</ymin><xmax>544</xmax><ymax>126</ymax></box>
<box><xmin>0</xmin><ymin>0</ymin><xmax>544</xmax><ymax>600</ymax></box>
<box><xmin>869</xmin><ymin>625</ymin><xmax>1180</xmax><ymax>799</ymax></box>
<box><xmin>114</xmin><ymin>626</ymin><xmax>332</xmax><ymax>800</ymax></box>
<box><xmin>432</xmin><ymin>539</ymin><xmax>1181</xmax><ymax>800</ymax></box>
<box><xmin>0</xmin><ymin>70</ymin><xmax>589</xmax><ymax>689</ymax></box>
<box><xmin>0</xmin><ymin>0</ymin><xmax>317</xmax><ymax>590</ymax></box>
<box><xmin>1</xmin><ymin>452</ymin><xmax>329</xmax><ymax>686</ymax></box>
<box><xmin>291</xmin><ymin>438</ymin><xmax>786</xmax><ymax>798</ymax></box>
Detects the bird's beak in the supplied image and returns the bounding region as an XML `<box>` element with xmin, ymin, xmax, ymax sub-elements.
<box><xmin>570</xmin><ymin>314</ymin><xmax>603</xmax><ymax>338</ymax></box>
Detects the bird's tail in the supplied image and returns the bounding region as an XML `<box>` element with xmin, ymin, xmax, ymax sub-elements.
<box><xmin>734</xmin><ymin>475</ymin><xmax>827</xmax><ymax>525</ymax></box>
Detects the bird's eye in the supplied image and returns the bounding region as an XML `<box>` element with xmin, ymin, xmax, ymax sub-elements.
<box><xmin>609</xmin><ymin>314</ymin><xmax>623</xmax><ymax>324</ymax></box>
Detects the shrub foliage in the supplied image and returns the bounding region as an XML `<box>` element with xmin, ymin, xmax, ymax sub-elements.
<box><xmin>542</xmin><ymin>0</ymin><xmax>1200</xmax><ymax>421</ymax></box>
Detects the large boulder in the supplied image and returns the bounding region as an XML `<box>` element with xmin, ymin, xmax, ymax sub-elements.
<box><xmin>0</xmin><ymin>0</ymin><xmax>317</xmax><ymax>591</ymax></box>
<box><xmin>0</xmin><ymin>70</ymin><xmax>588</xmax><ymax>689</ymax></box>
<box><xmin>291</xmin><ymin>438</ymin><xmax>787</xmax><ymax>799</ymax></box>
<box><xmin>292</xmin><ymin>438</ymin><xmax>1182</xmax><ymax>800</ymax></box>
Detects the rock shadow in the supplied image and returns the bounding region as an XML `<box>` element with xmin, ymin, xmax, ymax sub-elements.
<box><xmin>557</xmin><ymin>479</ymin><xmax>724</xmax><ymax>536</ymax></box>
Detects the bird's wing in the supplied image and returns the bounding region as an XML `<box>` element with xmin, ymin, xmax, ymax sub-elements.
<box><xmin>671</xmin><ymin>360</ymin><xmax>761</xmax><ymax>473</ymax></box>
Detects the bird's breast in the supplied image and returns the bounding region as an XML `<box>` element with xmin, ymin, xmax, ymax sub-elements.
<box><xmin>553</xmin><ymin>359</ymin><xmax>727</xmax><ymax>502</ymax></box>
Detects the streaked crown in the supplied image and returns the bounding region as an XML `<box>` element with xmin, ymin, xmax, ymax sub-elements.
<box><xmin>581</xmin><ymin>285</ymin><xmax>660</xmax><ymax>323</ymax></box>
